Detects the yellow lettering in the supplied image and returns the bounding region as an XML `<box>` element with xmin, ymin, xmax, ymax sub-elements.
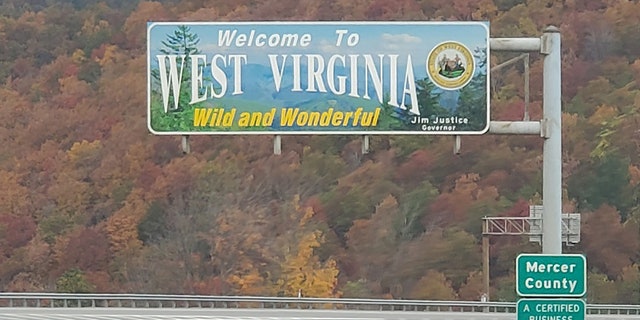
<box><xmin>280</xmin><ymin>108</ymin><xmax>299</xmax><ymax>126</ymax></box>
<box><xmin>273</xmin><ymin>107</ymin><xmax>380</xmax><ymax>128</ymax></box>
<box><xmin>343</xmin><ymin>112</ymin><xmax>353</xmax><ymax>126</ymax></box>
<box><xmin>332</xmin><ymin>112</ymin><xmax>344</xmax><ymax>126</ymax></box>
<box><xmin>238</xmin><ymin>112</ymin><xmax>250</xmax><ymax>126</ymax></box>
<box><xmin>296</xmin><ymin>112</ymin><xmax>309</xmax><ymax>126</ymax></box>
<box><xmin>222</xmin><ymin>108</ymin><xmax>235</xmax><ymax>126</ymax></box>
<box><xmin>360</xmin><ymin>108</ymin><xmax>375</xmax><ymax>126</ymax></box>
<box><xmin>371</xmin><ymin>108</ymin><xmax>380</xmax><ymax>126</ymax></box>
<box><xmin>263</xmin><ymin>108</ymin><xmax>276</xmax><ymax>125</ymax></box>
<box><xmin>215</xmin><ymin>108</ymin><xmax>223</xmax><ymax>126</ymax></box>
<box><xmin>353</xmin><ymin>108</ymin><xmax>362</xmax><ymax>126</ymax></box>
<box><xmin>319</xmin><ymin>108</ymin><xmax>333</xmax><ymax>126</ymax></box>
<box><xmin>308</xmin><ymin>111</ymin><xmax>320</xmax><ymax>126</ymax></box>
<box><xmin>193</xmin><ymin>108</ymin><xmax>213</xmax><ymax>127</ymax></box>
<box><xmin>249</xmin><ymin>111</ymin><xmax>263</xmax><ymax>126</ymax></box>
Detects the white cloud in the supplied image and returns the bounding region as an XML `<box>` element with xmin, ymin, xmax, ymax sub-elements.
<box><xmin>378</xmin><ymin>33</ymin><xmax>423</xmax><ymax>53</ymax></box>
<box><xmin>318</xmin><ymin>39</ymin><xmax>361</xmax><ymax>55</ymax></box>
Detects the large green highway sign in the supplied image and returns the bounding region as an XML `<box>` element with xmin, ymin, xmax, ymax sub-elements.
<box><xmin>147</xmin><ymin>22</ymin><xmax>490</xmax><ymax>135</ymax></box>
<box><xmin>516</xmin><ymin>254</ymin><xmax>586</xmax><ymax>297</ymax></box>
<box><xmin>517</xmin><ymin>299</ymin><xmax>586</xmax><ymax>320</ymax></box>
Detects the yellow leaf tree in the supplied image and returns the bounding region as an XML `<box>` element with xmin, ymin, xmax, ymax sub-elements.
<box><xmin>104</xmin><ymin>188</ymin><xmax>147</xmax><ymax>253</ymax></box>
<box><xmin>280</xmin><ymin>230</ymin><xmax>339</xmax><ymax>298</ymax></box>
<box><xmin>458</xmin><ymin>271</ymin><xmax>485</xmax><ymax>301</ymax></box>
<box><xmin>408</xmin><ymin>270</ymin><xmax>457</xmax><ymax>300</ymax></box>
<box><xmin>228</xmin><ymin>268</ymin><xmax>271</xmax><ymax>296</ymax></box>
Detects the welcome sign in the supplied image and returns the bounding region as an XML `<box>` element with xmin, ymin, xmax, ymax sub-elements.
<box><xmin>147</xmin><ymin>22</ymin><xmax>489</xmax><ymax>135</ymax></box>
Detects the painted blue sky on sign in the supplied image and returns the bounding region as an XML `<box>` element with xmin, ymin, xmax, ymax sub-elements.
<box><xmin>147</xmin><ymin>22</ymin><xmax>489</xmax><ymax>68</ymax></box>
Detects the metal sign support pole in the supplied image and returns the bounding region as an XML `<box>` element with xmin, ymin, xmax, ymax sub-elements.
<box><xmin>181</xmin><ymin>135</ymin><xmax>190</xmax><ymax>154</ymax></box>
<box><xmin>488</xmin><ymin>26</ymin><xmax>562</xmax><ymax>254</ymax></box>
<box><xmin>362</xmin><ymin>135</ymin><xmax>370</xmax><ymax>154</ymax></box>
<box><xmin>274</xmin><ymin>135</ymin><xmax>282</xmax><ymax>155</ymax></box>
<box><xmin>541</xmin><ymin>26</ymin><xmax>562</xmax><ymax>254</ymax></box>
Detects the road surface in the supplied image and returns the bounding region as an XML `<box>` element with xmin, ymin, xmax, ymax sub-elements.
<box><xmin>0</xmin><ymin>308</ymin><xmax>638</xmax><ymax>319</ymax></box>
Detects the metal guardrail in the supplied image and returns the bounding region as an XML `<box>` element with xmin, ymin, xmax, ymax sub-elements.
<box><xmin>0</xmin><ymin>293</ymin><xmax>638</xmax><ymax>315</ymax></box>
<box><xmin>0</xmin><ymin>293</ymin><xmax>512</xmax><ymax>312</ymax></box>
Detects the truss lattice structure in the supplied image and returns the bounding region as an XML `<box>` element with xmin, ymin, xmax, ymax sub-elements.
<box><xmin>482</xmin><ymin>206</ymin><xmax>580</xmax><ymax>245</ymax></box>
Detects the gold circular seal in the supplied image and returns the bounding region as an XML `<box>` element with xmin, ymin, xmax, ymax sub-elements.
<box><xmin>427</xmin><ymin>41</ymin><xmax>474</xmax><ymax>90</ymax></box>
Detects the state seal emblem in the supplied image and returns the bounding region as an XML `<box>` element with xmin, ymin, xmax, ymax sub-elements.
<box><xmin>427</xmin><ymin>41</ymin><xmax>474</xmax><ymax>90</ymax></box>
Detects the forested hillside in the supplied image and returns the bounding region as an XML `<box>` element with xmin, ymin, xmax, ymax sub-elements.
<box><xmin>0</xmin><ymin>0</ymin><xmax>639</xmax><ymax>303</ymax></box>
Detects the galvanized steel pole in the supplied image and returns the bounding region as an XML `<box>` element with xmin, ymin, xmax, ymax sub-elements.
<box><xmin>541</xmin><ymin>26</ymin><xmax>562</xmax><ymax>254</ymax></box>
<box><xmin>490</xmin><ymin>27</ymin><xmax>563</xmax><ymax>253</ymax></box>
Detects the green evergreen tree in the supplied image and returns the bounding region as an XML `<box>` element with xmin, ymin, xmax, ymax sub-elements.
<box><xmin>456</xmin><ymin>47</ymin><xmax>488</xmax><ymax>131</ymax></box>
<box><xmin>456</xmin><ymin>75</ymin><xmax>488</xmax><ymax>131</ymax></box>
<box><xmin>376</xmin><ymin>93</ymin><xmax>407</xmax><ymax>130</ymax></box>
<box><xmin>415</xmin><ymin>78</ymin><xmax>445</xmax><ymax>116</ymax></box>
<box><xmin>160</xmin><ymin>25</ymin><xmax>201</xmax><ymax>56</ymax></box>
<box><xmin>151</xmin><ymin>25</ymin><xmax>204</xmax><ymax>131</ymax></box>
<box><xmin>158</xmin><ymin>25</ymin><xmax>201</xmax><ymax>111</ymax></box>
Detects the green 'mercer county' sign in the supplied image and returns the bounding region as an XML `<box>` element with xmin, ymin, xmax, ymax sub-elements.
<box><xmin>516</xmin><ymin>254</ymin><xmax>587</xmax><ymax>297</ymax></box>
